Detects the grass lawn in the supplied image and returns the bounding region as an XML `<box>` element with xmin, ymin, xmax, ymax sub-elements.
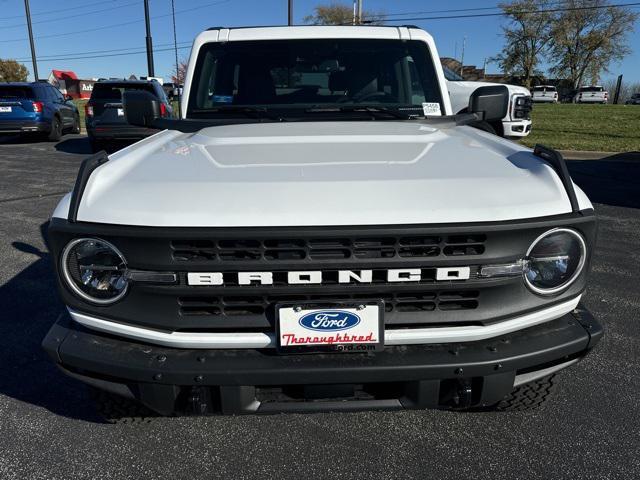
<box><xmin>521</xmin><ymin>104</ymin><xmax>640</xmax><ymax>152</ymax></box>
<box><xmin>73</xmin><ymin>99</ymin><xmax>88</xmax><ymax>129</ymax></box>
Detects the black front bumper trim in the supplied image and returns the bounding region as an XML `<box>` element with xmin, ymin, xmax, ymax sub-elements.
<box><xmin>43</xmin><ymin>306</ymin><xmax>602</xmax><ymax>415</ymax></box>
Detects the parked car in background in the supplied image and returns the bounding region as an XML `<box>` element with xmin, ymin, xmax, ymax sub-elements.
<box><xmin>0</xmin><ymin>82</ymin><xmax>80</xmax><ymax>141</ymax></box>
<box><xmin>625</xmin><ymin>93</ymin><xmax>640</xmax><ymax>105</ymax></box>
<box><xmin>574</xmin><ymin>86</ymin><xmax>608</xmax><ymax>104</ymax></box>
<box><xmin>85</xmin><ymin>79</ymin><xmax>172</xmax><ymax>152</ymax></box>
<box><xmin>163</xmin><ymin>82</ymin><xmax>184</xmax><ymax>99</ymax></box>
<box><xmin>442</xmin><ymin>66</ymin><xmax>532</xmax><ymax>138</ymax></box>
<box><xmin>532</xmin><ymin>85</ymin><xmax>558</xmax><ymax>103</ymax></box>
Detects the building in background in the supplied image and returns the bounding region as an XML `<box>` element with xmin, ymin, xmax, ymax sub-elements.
<box><xmin>47</xmin><ymin>70</ymin><xmax>95</xmax><ymax>99</ymax></box>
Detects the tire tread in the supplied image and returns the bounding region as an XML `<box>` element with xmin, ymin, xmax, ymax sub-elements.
<box><xmin>493</xmin><ymin>374</ymin><xmax>557</xmax><ymax>412</ymax></box>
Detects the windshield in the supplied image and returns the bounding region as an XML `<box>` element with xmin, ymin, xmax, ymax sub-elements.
<box><xmin>533</xmin><ymin>86</ymin><xmax>555</xmax><ymax>92</ymax></box>
<box><xmin>0</xmin><ymin>86</ymin><xmax>35</xmax><ymax>99</ymax></box>
<box><xmin>442</xmin><ymin>66</ymin><xmax>464</xmax><ymax>81</ymax></box>
<box><xmin>579</xmin><ymin>86</ymin><xmax>603</xmax><ymax>92</ymax></box>
<box><xmin>188</xmin><ymin>39</ymin><xmax>444</xmax><ymax>118</ymax></box>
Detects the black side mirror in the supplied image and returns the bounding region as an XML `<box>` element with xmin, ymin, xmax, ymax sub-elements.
<box><xmin>123</xmin><ymin>90</ymin><xmax>160</xmax><ymax>127</ymax></box>
<box><xmin>469</xmin><ymin>85</ymin><xmax>509</xmax><ymax>122</ymax></box>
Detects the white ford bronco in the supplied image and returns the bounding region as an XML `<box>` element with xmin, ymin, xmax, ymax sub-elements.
<box><xmin>43</xmin><ymin>26</ymin><xmax>601</xmax><ymax>419</ymax></box>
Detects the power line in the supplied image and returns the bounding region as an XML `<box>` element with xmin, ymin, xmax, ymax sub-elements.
<box><xmin>0</xmin><ymin>0</ymin><xmax>140</xmax><ymax>29</ymax></box>
<box><xmin>13</xmin><ymin>42</ymin><xmax>192</xmax><ymax>62</ymax></box>
<box><xmin>31</xmin><ymin>45</ymin><xmax>192</xmax><ymax>64</ymax></box>
<box><xmin>0</xmin><ymin>0</ymin><xmax>138</xmax><ymax>21</ymax></box>
<box><xmin>0</xmin><ymin>0</ymin><xmax>231</xmax><ymax>43</ymax></box>
<box><xmin>362</xmin><ymin>0</ymin><xmax>577</xmax><ymax>20</ymax></box>
<box><xmin>367</xmin><ymin>1</ymin><xmax>640</xmax><ymax>23</ymax></box>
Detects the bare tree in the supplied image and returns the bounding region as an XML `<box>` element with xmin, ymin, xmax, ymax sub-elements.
<box><xmin>549</xmin><ymin>0</ymin><xmax>639</xmax><ymax>88</ymax></box>
<box><xmin>303</xmin><ymin>1</ymin><xmax>385</xmax><ymax>25</ymax></box>
<box><xmin>171</xmin><ymin>57</ymin><xmax>189</xmax><ymax>85</ymax></box>
<box><xmin>602</xmin><ymin>77</ymin><xmax>640</xmax><ymax>103</ymax></box>
<box><xmin>492</xmin><ymin>0</ymin><xmax>555</xmax><ymax>88</ymax></box>
<box><xmin>0</xmin><ymin>59</ymin><xmax>29</xmax><ymax>82</ymax></box>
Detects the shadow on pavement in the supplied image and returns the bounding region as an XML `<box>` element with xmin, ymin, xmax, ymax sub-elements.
<box><xmin>568</xmin><ymin>153</ymin><xmax>640</xmax><ymax>209</ymax></box>
<box><xmin>54</xmin><ymin>136</ymin><xmax>92</xmax><ymax>155</ymax></box>
<box><xmin>0</xmin><ymin>222</ymin><xmax>102</xmax><ymax>422</ymax></box>
<box><xmin>0</xmin><ymin>134</ymin><xmax>47</xmax><ymax>145</ymax></box>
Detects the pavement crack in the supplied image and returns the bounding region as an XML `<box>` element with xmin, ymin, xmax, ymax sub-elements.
<box><xmin>0</xmin><ymin>191</ymin><xmax>68</xmax><ymax>204</ymax></box>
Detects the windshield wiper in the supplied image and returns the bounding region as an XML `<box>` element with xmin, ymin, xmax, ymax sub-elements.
<box><xmin>194</xmin><ymin>106</ymin><xmax>285</xmax><ymax>121</ymax></box>
<box><xmin>305</xmin><ymin>105</ymin><xmax>419</xmax><ymax>120</ymax></box>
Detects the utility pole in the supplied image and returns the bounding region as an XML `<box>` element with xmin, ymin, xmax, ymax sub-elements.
<box><xmin>459</xmin><ymin>36</ymin><xmax>466</xmax><ymax>77</ymax></box>
<box><xmin>353</xmin><ymin>1</ymin><xmax>357</xmax><ymax>25</ymax></box>
<box><xmin>357</xmin><ymin>0</ymin><xmax>363</xmax><ymax>24</ymax></box>
<box><xmin>171</xmin><ymin>0</ymin><xmax>181</xmax><ymax>117</ymax></box>
<box><xmin>613</xmin><ymin>74</ymin><xmax>623</xmax><ymax>104</ymax></box>
<box><xmin>288</xmin><ymin>0</ymin><xmax>293</xmax><ymax>25</ymax></box>
<box><xmin>144</xmin><ymin>0</ymin><xmax>155</xmax><ymax>78</ymax></box>
<box><xmin>23</xmin><ymin>0</ymin><xmax>39</xmax><ymax>81</ymax></box>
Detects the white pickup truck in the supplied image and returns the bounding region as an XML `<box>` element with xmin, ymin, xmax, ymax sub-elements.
<box><xmin>442</xmin><ymin>66</ymin><xmax>532</xmax><ymax>138</ymax></box>
<box><xmin>43</xmin><ymin>26</ymin><xmax>601</xmax><ymax>420</ymax></box>
<box><xmin>532</xmin><ymin>85</ymin><xmax>559</xmax><ymax>103</ymax></box>
<box><xmin>574</xmin><ymin>85</ymin><xmax>608</xmax><ymax>104</ymax></box>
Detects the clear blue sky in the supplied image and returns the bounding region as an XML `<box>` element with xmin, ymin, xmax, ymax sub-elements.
<box><xmin>1</xmin><ymin>0</ymin><xmax>638</xmax><ymax>83</ymax></box>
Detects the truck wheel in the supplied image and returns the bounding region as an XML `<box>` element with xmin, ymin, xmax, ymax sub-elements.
<box><xmin>89</xmin><ymin>387</ymin><xmax>156</xmax><ymax>424</ymax></box>
<box><xmin>492</xmin><ymin>374</ymin><xmax>557</xmax><ymax>411</ymax></box>
<box><xmin>47</xmin><ymin>116</ymin><xmax>62</xmax><ymax>142</ymax></box>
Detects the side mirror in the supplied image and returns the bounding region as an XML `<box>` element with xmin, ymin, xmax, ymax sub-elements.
<box><xmin>469</xmin><ymin>85</ymin><xmax>509</xmax><ymax>122</ymax></box>
<box><xmin>123</xmin><ymin>90</ymin><xmax>161</xmax><ymax>127</ymax></box>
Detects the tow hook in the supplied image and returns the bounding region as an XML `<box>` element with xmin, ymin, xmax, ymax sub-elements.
<box><xmin>452</xmin><ymin>379</ymin><xmax>473</xmax><ymax>409</ymax></box>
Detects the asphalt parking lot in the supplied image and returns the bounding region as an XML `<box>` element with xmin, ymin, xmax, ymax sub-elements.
<box><xmin>0</xmin><ymin>135</ymin><xmax>638</xmax><ymax>480</ymax></box>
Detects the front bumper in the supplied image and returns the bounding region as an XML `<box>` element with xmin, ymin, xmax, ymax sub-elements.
<box><xmin>0</xmin><ymin>120</ymin><xmax>49</xmax><ymax>133</ymax></box>
<box><xmin>502</xmin><ymin>119</ymin><xmax>532</xmax><ymax>138</ymax></box>
<box><xmin>43</xmin><ymin>305</ymin><xmax>602</xmax><ymax>414</ymax></box>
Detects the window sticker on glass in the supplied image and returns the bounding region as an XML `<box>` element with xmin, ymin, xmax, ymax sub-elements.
<box><xmin>211</xmin><ymin>95</ymin><xmax>233</xmax><ymax>103</ymax></box>
<box><xmin>422</xmin><ymin>102</ymin><xmax>441</xmax><ymax>116</ymax></box>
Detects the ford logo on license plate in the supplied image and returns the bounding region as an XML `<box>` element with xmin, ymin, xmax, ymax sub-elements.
<box><xmin>299</xmin><ymin>310</ymin><xmax>361</xmax><ymax>332</ymax></box>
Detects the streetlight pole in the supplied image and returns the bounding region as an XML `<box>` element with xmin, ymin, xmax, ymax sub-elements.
<box><xmin>144</xmin><ymin>0</ymin><xmax>155</xmax><ymax>78</ymax></box>
<box><xmin>23</xmin><ymin>0</ymin><xmax>39</xmax><ymax>81</ymax></box>
<box><xmin>288</xmin><ymin>0</ymin><xmax>293</xmax><ymax>25</ymax></box>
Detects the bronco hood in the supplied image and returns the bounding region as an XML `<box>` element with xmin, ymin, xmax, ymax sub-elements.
<box><xmin>60</xmin><ymin>121</ymin><xmax>590</xmax><ymax>227</ymax></box>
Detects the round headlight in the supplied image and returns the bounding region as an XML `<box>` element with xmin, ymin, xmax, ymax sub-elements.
<box><xmin>524</xmin><ymin>228</ymin><xmax>586</xmax><ymax>295</ymax></box>
<box><xmin>61</xmin><ymin>238</ymin><xmax>128</xmax><ymax>304</ymax></box>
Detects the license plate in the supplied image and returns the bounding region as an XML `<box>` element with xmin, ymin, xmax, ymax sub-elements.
<box><xmin>117</xmin><ymin>108</ymin><xmax>124</xmax><ymax>116</ymax></box>
<box><xmin>277</xmin><ymin>302</ymin><xmax>383</xmax><ymax>353</ymax></box>
<box><xmin>0</xmin><ymin>106</ymin><xmax>11</xmax><ymax>112</ymax></box>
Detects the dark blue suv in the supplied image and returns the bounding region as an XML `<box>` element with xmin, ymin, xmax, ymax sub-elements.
<box><xmin>0</xmin><ymin>82</ymin><xmax>80</xmax><ymax>141</ymax></box>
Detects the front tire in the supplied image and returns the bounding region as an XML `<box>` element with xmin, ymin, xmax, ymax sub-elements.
<box><xmin>47</xmin><ymin>116</ymin><xmax>62</xmax><ymax>142</ymax></box>
<box><xmin>492</xmin><ymin>374</ymin><xmax>557</xmax><ymax>411</ymax></box>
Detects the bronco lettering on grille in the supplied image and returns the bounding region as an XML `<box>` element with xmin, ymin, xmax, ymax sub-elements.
<box><xmin>186</xmin><ymin>268</ymin><xmax>471</xmax><ymax>286</ymax></box>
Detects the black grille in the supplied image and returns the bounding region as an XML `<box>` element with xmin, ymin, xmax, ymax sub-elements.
<box><xmin>171</xmin><ymin>234</ymin><xmax>485</xmax><ymax>263</ymax></box>
<box><xmin>178</xmin><ymin>291</ymin><xmax>480</xmax><ymax>318</ymax></box>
